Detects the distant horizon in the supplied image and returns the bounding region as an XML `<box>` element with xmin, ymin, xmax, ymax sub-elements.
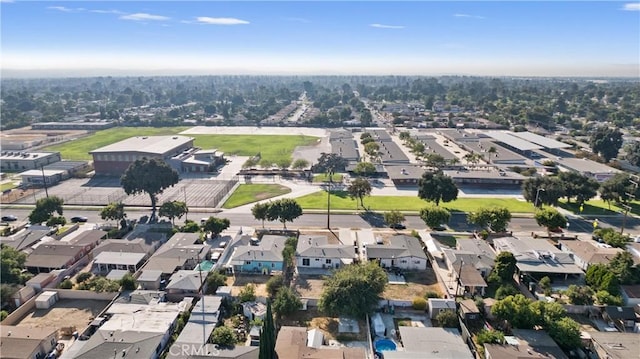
<box><xmin>2</xmin><ymin>1</ymin><xmax>639</xmax><ymax>78</ymax></box>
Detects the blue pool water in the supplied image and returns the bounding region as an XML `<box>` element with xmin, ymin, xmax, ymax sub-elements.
<box><xmin>196</xmin><ymin>260</ymin><xmax>215</xmax><ymax>272</ymax></box>
<box><xmin>374</xmin><ymin>339</ymin><xmax>397</xmax><ymax>351</ymax></box>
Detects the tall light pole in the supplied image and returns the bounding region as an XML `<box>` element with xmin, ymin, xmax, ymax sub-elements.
<box><xmin>326</xmin><ymin>169</ymin><xmax>334</xmax><ymax>229</ymax></box>
<box><xmin>534</xmin><ymin>188</ymin><xmax>546</xmax><ymax>208</ymax></box>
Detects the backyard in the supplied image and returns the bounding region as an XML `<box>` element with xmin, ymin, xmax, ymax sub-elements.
<box><xmin>222</xmin><ymin>184</ymin><xmax>291</xmax><ymax>208</ymax></box>
<box><xmin>383</xmin><ymin>270</ymin><xmax>442</xmax><ymax>300</ymax></box>
<box><xmin>281</xmin><ymin>308</ymin><xmax>368</xmax><ymax>342</ymax></box>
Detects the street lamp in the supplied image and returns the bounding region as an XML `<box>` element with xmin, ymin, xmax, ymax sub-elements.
<box><xmin>534</xmin><ymin>188</ymin><xmax>546</xmax><ymax>208</ymax></box>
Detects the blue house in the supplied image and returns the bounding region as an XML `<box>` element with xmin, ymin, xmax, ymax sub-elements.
<box><xmin>228</xmin><ymin>235</ymin><xmax>285</xmax><ymax>274</ymax></box>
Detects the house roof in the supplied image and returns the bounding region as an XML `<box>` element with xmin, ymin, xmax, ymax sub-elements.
<box><xmin>366</xmin><ymin>235</ymin><xmax>427</xmax><ymax>260</ymax></box>
<box><xmin>137</xmin><ymin>269</ymin><xmax>163</xmax><ymax>282</ymax></box>
<box><xmin>25</xmin><ymin>243</ymin><xmax>85</xmax><ymax>269</ymax></box>
<box><xmin>589</xmin><ymin>332</ymin><xmax>640</xmax><ymax>359</ymax></box>
<box><xmin>442</xmin><ymin>249</ymin><xmax>494</xmax><ymax>272</ymax></box>
<box><xmin>94</xmin><ymin>251</ymin><xmax>147</xmax><ymax>266</ymax></box>
<box><xmin>0</xmin><ymin>228</ymin><xmax>50</xmax><ymax>251</ymax></box>
<box><xmin>459</xmin><ymin>299</ymin><xmax>480</xmax><ymax>315</ymax></box>
<box><xmin>73</xmin><ymin>330</ymin><xmax>164</xmax><ymax>359</ymax></box>
<box><xmin>384</xmin><ymin>327</ymin><xmax>473</xmax><ymax>359</ymax></box>
<box><xmin>510</xmin><ymin>131</ymin><xmax>571</xmax><ymax>149</ymax></box>
<box><xmin>555</xmin><ymin>157</ymin><xmax>619</xmax><ymax>175</ymax></box>
<box><xmin>89</xmin><ymin>135</ymin><xmax>193</xmax><ymax>155</ymax></box>
<box><xmin>459</xmin><ymin>264</ymin><xmax>488</xmax><ymax>288</ymax></box>
<box><xmin>484</xmin><ymin>329</ymin><xmax>568</xmax><ymax>359</ymax></box>
<box><xmin>275</xmin><ymin>326</ymin><xmax>365</xmax><ymax>359</ymax></box>
<box><xmin>385</xmin><ymin>165</ymin><xmax>424</xmax><ymax>181</ymax></box>
<box><xmin>621</xmin><ymin>285</ymin><xmax>640</xmax><ymax>299</ymax></box>
<box><xmin>0</xmin><ymin>325</ymin><xmax>57</xmax><ymax>359</ymax></box>
<box><xmin>231</xmin><ymin>235</ymin><xmax>285</xmax><ymax>262</ymax></box>
<box><xmin>94</xmin><ymin>238</ymin><xmax>157</xmax><ymax>257</ymax></box>
<box><xmin>456</xmin><ymin>237</ymin><xmax>496</xmax><ymax>259</ymax></box>
<box><xmin>66</xmin><ymin>229</ymin><xmax>106</xmax><ymax>246</ymax></box>
<box><xmin>604</xmin><ymin>306</ymin><xmax>636</xmax><ymax>320</ymax></box>
<box><xmin>493</xmin><ymin>236</ymin><xmax>583</xmax><ymax>275</ymax></box>
<box><xmin>166</xmin><ymin>270</ymin><xmax>204</xmax><ymax>291</ymax></box>
<box><xmin>428</xmin><ymin>298</ymin><xmax>456</xmax><ymax>310</ymax></box>
<box><xmin>297</xmin><ymin>235</ymin><xmax>354</xmax><ymax>259</ymax></box>
<box><xmin>486</xmin><ymin>131</ymin><xmax>543</xmax><ymax>151</ymax></box>
<box><xmin>559</xmin><ymin>239</ymin><xmax>622</xmax><ymax>265</ymax></box>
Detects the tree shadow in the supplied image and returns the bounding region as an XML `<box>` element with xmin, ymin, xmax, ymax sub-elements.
<box><xmin>359</xmin><ymin>210</ymin><xmax>385</xmax><ymax>228</ymax></box>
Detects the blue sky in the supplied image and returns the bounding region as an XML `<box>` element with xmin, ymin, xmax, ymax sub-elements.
<box><xmin>1</xmin><ymin>1</ymin><xmax>639</xmax><ymax>77</ymax></box>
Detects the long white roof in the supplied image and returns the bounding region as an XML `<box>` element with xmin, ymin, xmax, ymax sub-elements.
<box><xmin>510</xmin><ymin>131</ymin><xmax>571</xmax><ymax>149</ymax></box>
<box><xmin>486</xmin><ymin>131</ymin><xmax>543</xmax><ymax>151</ymax></box>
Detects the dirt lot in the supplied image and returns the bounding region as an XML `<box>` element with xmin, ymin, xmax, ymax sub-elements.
<box><xmin>293</xmin><ymin>276</ymin><xmax>325</xmax><ymax>299</ymax></box>
<box><xmin>299</xmin><ymin>230</ymin><xmax>341</xmax><ymax>244</ymax></box>
<box><xmin>281</xmin><ymin>308</ymin><xmax>367</xmax><ymax>341</ymax></box>
<box><xmin>383</xmin><ymin>270</ymin><xmax>443</xmax><ymax>300</ymax></box>
<box><xmin>16</xmin><ymin>299</ymin><xmax>111</xmax><ymax>335</ymax></box>
<box><xmin>230</xmin><ymin>274</ymin><xmax>271</xmax><ymax>297</ymax></box>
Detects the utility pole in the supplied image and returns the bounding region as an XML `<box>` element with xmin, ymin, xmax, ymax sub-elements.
<box><xmin>326</xmin><ymin>169</ymin><xmax>333</xmax><ymax>229</ymax></box>
<box><xmin>621</xmin><ymin>174</ymin><xmax>639</xmax><ymax>235</ymax></box>
<box><xmin>40</xmin><ymin>165</ymin><xmax>49</xmax><ymax>198</ymax></box>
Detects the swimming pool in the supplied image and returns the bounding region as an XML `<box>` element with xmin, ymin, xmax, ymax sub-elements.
<box><xmin>374</xmin><ymin>338</ymin><xmax>397</xmax><ymax>352</ymax></box>
<box><xmin>196</xmin><ymin>260</ymin><xmax>215</xmax><ymax>272</ymax></box>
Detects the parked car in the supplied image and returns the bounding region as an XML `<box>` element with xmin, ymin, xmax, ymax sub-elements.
<box><xmin>1</xmin><ymin>215</ymin><xmax>18</xmax><ymax>222</ymax></box>
<box><xmin>70</xmin><ymin>216</ymin><xmax>88</xmax><ymax>223</ymax></box>
<box><xmin>389</xmin><ymin>223</ymin><xmax>406</xmax><ymax>230</ymax></box>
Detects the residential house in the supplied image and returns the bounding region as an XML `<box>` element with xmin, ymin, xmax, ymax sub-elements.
<box><xmin>275</xmin><ymin>326</ymin><xmax>365</xmax><ymax>359</ymax></box>
<box><xmin>137</xmin><ymin>270</ymin><xmax>163</xmax><ymax>290</ymax></box>
<box><xmin>459</xmin><ymin>299</ymin><xmax>481</xmax><ymax>324</ymax></box>
<box><xmin>493</xmin><ymin>236</ymin><xmax>583</xmax><ymax>282</ymax></box>
<box><xmin>383</xmin><ymin>327</ymin><xmax>473</xmax><ymax>359</ymax></box>
<box><xmin>142</xmin><ymin>233</ymin><xmax>210</xmax><ymax>278</ymax></box>
<box><xmin>602</xmin><ymin>306</ymin><xmax>638</xmax><ymax>332</ymax></box>
<box><xmin>428</xmin><ymin>298</ymin><xmax>456</xmax><ymax>319</ymax></box>
<box><xmin>165</xmin><ymin>270</ymin><xmax>206</xmax><ymax>300</ymax></box>
<box><xmin>296</xmin><ymin>235</ymin><xmax>355</xmax><ymax>273</ymax></box>
<box><xmin>70</xmin><ymin>299</ymin><xmax>189</xmax><ymax>359</ymax></box>
<box><xmin>442</xmin><ymin>237</ymin><xmax>496</xmax><ymax>296</ymax></box>
<box><xmin>0</xmin><ymin>226</ymin><xmax>52</xmax><ymax>252</ymax></box>
<box><xmin>621</xmin><ymin>285</ymin><xmax>640</xmax><ymax>306</ymax></box>
<box><xmin>0</xmin><ymin>325</ymin><xmax>58</xmax><ymax>359</ymax></box>
<box><xmin>25</xmin><ymin>229</ymin><xmax>105</xmax><ymax>273</ymax></box>
<box><xmin>365</xmin><ymin>235</ymin><xmax>428</xmax><ymax>270</ymax></box>
<box><xmin>589</xmin><ymin>332</ymin><xmax>639</xmax><ymax>359</ymax></box>
<box><xmin>483</xmin><ymin>329</ymin><xmax>568</xmax><ymax>359</ymax></box>
<box><xmin>227</xmin><ymin>235</ymin><xmax>285</xmax><ymax>274</ymax></box>
<box><xmin>92</xmin><ymin>237</ymin><xmax>161</xmax><ymax>273</ymax></box>
<box><xmin>559</xmin><ymin>239</ymin><xmax>623</xmax><ymax>271</ymax></box>
<box><xmin>167</xmin><ymin>296</ymin><xmax>222</xmax><ymax>358</ymax></box>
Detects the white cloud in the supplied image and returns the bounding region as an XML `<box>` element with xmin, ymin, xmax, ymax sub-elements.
<box><xmin>453</xmin><ymin>13</ymin><xmax>485</xmax><ymax>19</ymax></box>
<box><xmin>622</xmin><ymin>3</ymin><xmax>640</xmax><ymax>11</ymax></box>
<box><xmin>120</xmin><ymin>13</ymin><xmax>170</xmax><ymax>21</ymax></box>
<box><xmin>90</xmin><ymin>9</ymin><xmax>125</xmax><ymax>15</ymax></box>
<box><xmin>194</xmin><ymin>17</ymin><xmax>250</xmax><ymax>25</ymax></box>
<box><xmin>47</xmin><ymin>6</ymin><xmax>85</xmax><ymax>13</ymax></box>
<box><xmin>370</xmin><ymin>23</ymin><xmax>405</xmax><ymax>29</ymax></box>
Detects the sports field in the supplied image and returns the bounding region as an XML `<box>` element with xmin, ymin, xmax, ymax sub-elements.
<box><xmin>222</xmin><ymin>184</ymin><xmax>291</xmax><ymax>208</ymax></box>
<box><xmin>42</xmin><ymin>127</ymin><xmax>318</xmax><ymax>163</ymax></box>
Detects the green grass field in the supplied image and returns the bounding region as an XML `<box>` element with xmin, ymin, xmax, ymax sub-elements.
<box><xmin>43</xmin><ymin>127</ymin><xmax>188</xmax><ymax>160</ymax></box>
<box><xmin>295</xmin><ymin>191</ymin><xmax>536</xmax><ymax>212</ymax></box>
<box><xmin>558</xmin><ymin>199</ymin><xmax>640</xmax><ymax>216</ymax></box>
<box><xmin>312</xmin><ymin>173</ymin><xmax>344</xmax><ymax>183</ymax></box>
<box><xmin>0</xmin><ymin>183</ymin><xmax>17</xmax><ymax>192</ymax></box>
<box><xmin>42</xmin><ymin>127</ymin><xmax>319</xmax><ymax>163</ymax></box>
<box><xmin>222</xmin><ymin>184</ymin><xmax>292</xmax><ymax>209</ymax></box>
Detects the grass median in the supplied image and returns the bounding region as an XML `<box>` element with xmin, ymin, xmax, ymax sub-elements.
<box><xmin>222</xmin><ymin>184</ymin><xmax>291</xmax><ymax>208</ymax></box>
<box><xmin>295</xmin><ymin>191</ymin><xmax>536</xmax><ymax>213</ymax></box>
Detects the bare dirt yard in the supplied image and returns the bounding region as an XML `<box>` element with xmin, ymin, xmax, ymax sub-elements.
<box><xmin>280</xmin><ymin>308</ymin><xmax>367</xmax><ymax>341</ymax></box>
<box><xmin>230</xmin><ymin>274</ymin><xmax>271</xmax><ymax>297</ymax></box>
<box><xmin>292</xmin><ymin>276</ymin><xmax>325</xmax><ymax>299</ymax></box>
<box><xmin>383</xmin><ymin>270</ymin><xmax>443</xmax><ymax>300</ymax></box>
<box><xmin>16</xmin><ymin>299</ymin><xmax>110</xmax><ymax>334</ymax></box>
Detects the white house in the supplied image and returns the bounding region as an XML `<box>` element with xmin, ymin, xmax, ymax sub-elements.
<box><xmin>365</xmin><ymin>235</ymin><xmax>428</xmax><ymax>270</ymax></box>
<box><xmin>296</xmin><ymin>235</ymin><xmax>356</xmax><ymax>272</ymax></box>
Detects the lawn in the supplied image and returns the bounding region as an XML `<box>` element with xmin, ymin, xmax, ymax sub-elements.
<box><xmin>296</xmin><ymin>191</ymin><xmax>536</xmax><ymax>213</ymax></box>
<box><xmin>558</xmin><ymin>199</ymin><xmax>640</xmax><ymax>216</ymax></box>
<box><xmin>190</xmin><ymin>134</ymin><xmax>318</xmax><ymax>164</ymax></box>
<box><xmin>222</xmin><ymin>184</ymin><xmax>291</xmax><ymax>208</ymax></box>
<box><xmin>430</xmin><ymin>234</ymin><xmax>457</xmax><ymax>248</ymax></box>
<box><xmin>0</xmin><ymin>183</ymin><xmax>17</xmax><ymax>192</ymax></box>
<box><xmin>312</xmin><ymin>173</ymin><xmax>344</xmax><ymax>183</ymax></box>
<box><xmin>42</xmin><ymin>127</ymin><xmax>318</xmax><ymax>163</ymax></box>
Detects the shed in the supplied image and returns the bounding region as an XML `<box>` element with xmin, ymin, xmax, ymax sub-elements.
<box><xmin>136</xmin><ymin>269</ymin><xmax>163</xmax><ymax>290</ymax></box>
<box><xmin>428</xmin><ymin>298</ymin><xmax>456</xmax><ymax>319</ymax></box>
<box><xmin>26</xmin><ymin>273</ymin><xmax>55</xmax><ymax>292</ymax></box>
<box><xmin>307</xmin><ymin>328</ymin><xmax>324</xmax><ymax>348</ymax></box>
<box><xmin>371</xmin><ymin>312</ymin><xmax>386</xmax><ymax>337</ymax></box>
<box><xmin>215</xmin><ymin>286</ymin><xmax>232</xmax><ymax>298</ymax></box>
<box><xmin>35</xmin><ymin>291</ymin><xmax>58</xmax><ymax>309</ymax></box>
<box><xmin>106</xmin><ymin>269</ymin><xmax>129</xmax><ymax>281</ymax></box>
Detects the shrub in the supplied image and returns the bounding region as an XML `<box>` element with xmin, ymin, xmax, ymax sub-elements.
<box><xmin>238</xmin><ymin>284</ymin><xmax>256</xmax><ymax>303</ymax></box>
<box><xmin>76</xmin><ymin>272</ymin><xmax>92</xmax><ymax>283</ymax></box>
<box><xmin>539</xmin><ymin>276</ymin><xmax>552</xmax><ymax>296</ymax></box>
<box><xmin>58</xmin><ymin>279</ymin><xmax>73</xmax><ymax>289</ymax></box>
<box><xmin>412</xmin><ymin>297</ymin><xmax>427</xmax><ymax>311</ymax></box>
<box><xmin>266</xmin><ymin>274</ymin><xmax>284</xmax><ymax>298</ymax></box>
<box><xmin>120</xmin><ymin>273</ymin><xmax>137</xmax><ymax>291</ymax></box>
<box><xmin>205</xmin><ymin>271</ymin><xmax>227</xmax><ymax>295</ymax></box>
<box><xmin>495</xmin><ymin>284</ymin><xmax>519</xmax><ymax>300</ymax></box>
<box><xmin>435</xmin><ymin>310</ymin><xmax>458</xmax><ymax>328</ymax></box>
<box><xmin>424</xmin><ymin>290</ymin><xmax>440</xmax><ymax>299</ymax></box>
<box><xmin>210</xmin><ymin>326</ymin><xmax>236</xmax><ymax>347</ymax></box>
<box><xmin>0</xmin><ymin>310</ymin><xmax>8</xmax><ymax>321</ymax></box>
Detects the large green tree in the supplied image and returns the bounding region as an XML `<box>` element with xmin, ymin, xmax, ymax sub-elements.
<box><xmin>159</xmin><ymin>200</ymin><xmax>188</xmax><ymax>225</ymax></box>
<box><xmin>354</xmin><ymin>162</ymin><xmax>376</xmax><ymax>177</ymax></box>
<box><xmin>534</xmin><ymin>207</ymin><xmax>567</xmax><ymax>237</ymax></box>
<box><xmin>624</xmin><ymin>141</ymin><xmax>640</xmax><ymax>167</ymax></box>
<box><xmin>1</xmin><ymin>244</ymin><xmax>31</xmax><ymax>284</ymax></box>
<box><xmin>489</xmin><ymin>252</ymin><xmax>517</xmax><ymax>284</ymax></box>
<box><xmin>100</xmin><ymin>201</ymin><xmax>127</xmax><ymax>229</ymax></box>
<box><xmin>384</xmin><ymin>210</ymin><xmax>406</xmax><ymax>228</ymax></box>
<box><xmin>203</xmin><ymin>217</ymin><xmax>231</xmax><ymax>238</ymax></box>
<box><xmin>590</xmin><ymin>126</ymin><xmax>623</xmax><ymax>162</ymax></box>
<box><xmin>272</xmin><ymin>287</ymin><xmax>302</xmax><ymax>318</ymax></box>
<box><xmin>29</xmin><ymin>196</ymin><xmax>64</xmax><ymax>224</ymax></box>
<box><xmin>120</xmin><ymin>158</ymin><xmax>179</xmax><ymax>219</ymax></box>
<box><xmin>600</xmin><ymin>173</ymin><xmax>639</xmax><ymax>209</ymax></box>
<box><xmin>558</xmin><ymin>171</ymin><xmax>600</xmax><ymax>206</ymax></box>
<box><xmin>251</xmin><ymin>202</ymin><xmax>271</xmax><ymax>228</ymax></box>
<box><xmin>419</xmin><ymin>206</ymin><xmax>450</xmax><ymax>230</ymax></box>
<box><xmin>311</xmin><ymin>153</ymin><xmax>347</xmax><ymax>173</ymax></box>
<box><xmin>319</xmin><ymin>262</ymin><xmax>387</xmax><ymax>319</ymax></box>
<box><xmin>521</xmin><ymin>176</ymin><xmax>564</xmax><ymax>207</ymax></box>
<box><xmin>548</xmin><ymin>317</ymin><xmax>582</xmax><ymax>350</ymax></box>
<box><xmin>347</xmin><ymin>178</ymin><xmax>372</xmax><ymax>208</ymax></box>
<box><xmin>259</xmin><ymin>301</ymin><xmax>276</xmax><ymax>359</ymax></box>
<box><xmin>417</xmin><ymin>171</ymin><xmax>458</xmax><ymax>206</ymax></box>
<box><xmin>266</xmin><ymin>198</ymin><xmax>303</xmax><ymax>229</ymax></box>
<box><xmin>467</xmin><ymin>206</ymin><xmax>511</xmax><ymax>232</ymax></box>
